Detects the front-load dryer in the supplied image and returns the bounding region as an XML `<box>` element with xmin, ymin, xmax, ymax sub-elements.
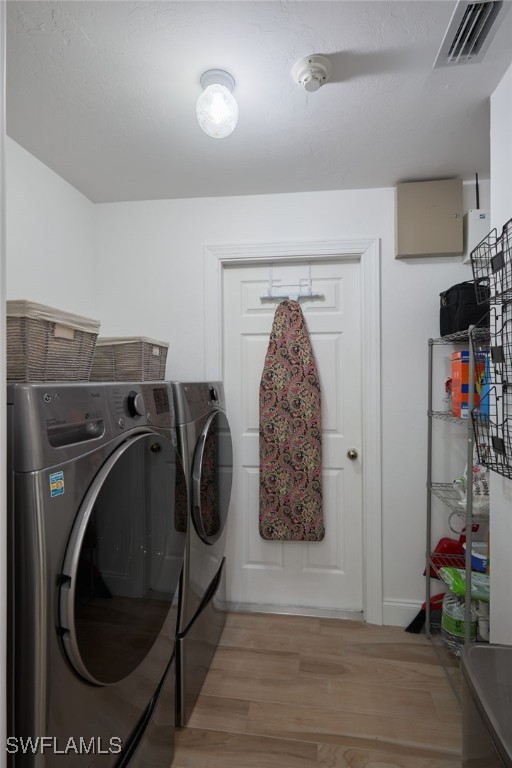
<box><xmin>7</xmin><ymin>382</ymin><xmax>186</xmax><ymax>766</ymax></box>
<box><xmin>171</xmin><ymin>382</ymin><xmax>233</xmax><ymax>726</ymax></box>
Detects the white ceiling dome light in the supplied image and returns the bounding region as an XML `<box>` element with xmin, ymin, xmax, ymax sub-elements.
<box><xmin>292</xmin><ymin>54</ymin><xmax>332</xmax><ymax>92</ymax></box>
<box><xmin>196</xmin><ymin>69</ymin><xmax>238</xmax><ymax>139</ymax></box>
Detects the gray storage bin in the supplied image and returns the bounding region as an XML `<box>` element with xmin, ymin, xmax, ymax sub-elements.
<box><xmin>7</xmin><ymin>300</ymin><xmax>100</xmax><ymax>383</ymax></box>
<box><xmin>90</xmin><ymin>337</ymin><xmax>169</xmax><ymax>381</ymax></box>
<box><xmin>462</xmin><ymin>644</ymin><xmax>512</xmax><ymax>767</ymax></box>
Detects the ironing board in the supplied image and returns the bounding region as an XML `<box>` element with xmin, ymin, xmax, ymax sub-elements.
<box><xmin>259</xmin><ymin>299</ymin><xmax>324</xmax><ymax>541</ymax></box>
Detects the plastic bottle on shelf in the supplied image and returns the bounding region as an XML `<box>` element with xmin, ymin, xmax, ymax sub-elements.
<box><xmin>444</xmin><ymin>376</ymin><xmax>453</xmax><ymax>412</ymax></box>
<box><xmin>441</xmin><ymin>591</ymin><xmax>477</xmax><ymax>656</ymax></box>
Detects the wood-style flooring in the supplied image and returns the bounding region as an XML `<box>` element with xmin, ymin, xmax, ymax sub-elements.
<box><xmin>173</xmin><ymin>611</ymin><xmax>461</xmax><ymax>767</ymax></box>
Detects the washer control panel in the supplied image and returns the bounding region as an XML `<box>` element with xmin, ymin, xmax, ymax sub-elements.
<box><xmin>127</xmin><ymin>391</ymin><xmax>145</xmax><ymax>418</ymax></box>
<box><xmin>8</xmin><ymin>381</ymin><xmax>175</xmax><ymax>472</ymax></box>
<box><xmin>105</xmin><ymin>383</ymin><xmax>174</xmax><ymax>434</ymax></box>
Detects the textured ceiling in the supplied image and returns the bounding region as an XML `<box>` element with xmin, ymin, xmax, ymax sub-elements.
<box><xmin>6</xmin><ymin>1</ymin><xmax>512</xmax><ymax>203</ymax></box>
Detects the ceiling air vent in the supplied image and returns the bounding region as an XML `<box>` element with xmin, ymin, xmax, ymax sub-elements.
<box><xmin>434</xmin><ymin>0</ymin><xmax>510</xmax><ymax>67</ymax></box>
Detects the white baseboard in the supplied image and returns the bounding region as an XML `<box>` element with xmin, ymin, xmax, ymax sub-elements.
<box><xmin>223</xmin><ymin>601</ymin><xmax>363</xmax><ymax>621</ymax></box>
<box><xmin>223</xmin><ymin>599</ymin><xmax>424</xmax><ymax>629</ymax></box>
<box><xmin>383</xmin><ymin>599</ymin><xmax>424</xmax><ymax>628</ymax></box>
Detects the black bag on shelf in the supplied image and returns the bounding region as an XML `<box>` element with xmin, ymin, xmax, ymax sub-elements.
<box><xmin>439</xmin><ymin>280</ymin><xmax>489</xmax><ymax>337</ymax></box>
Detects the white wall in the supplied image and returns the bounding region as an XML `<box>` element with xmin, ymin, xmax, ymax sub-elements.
<box><xmin>96</xmin><ymin>190</ymin><xmax>396</xmax><ymax>379</ymax></box>
<box><xmin>96</xmin><ymin>183</ymin><xmax>488</xmax><ymax>624</ymax></box>
<box><xmin>1</xmin><ymin>5</ymin><xmax>7</xmax><ymax>767</ymax></box>
<box><xmin>489</xmin><ymin>61</ymin><xmax>512</xmax><ymax>644</ymax></box>
<box><xmin>5</xmin><ymin>138</ymin><xmax>96</xmax><ymax>317</ymax></box>
<box><xmin>4</xmin><ymin>133</ymin><xmax>492</xmax><ymax>623</ymax></box>
<box><xmin>4</xmin><ymin>129</ymin><xmax>493</xmax><ymax>626</ymax></box>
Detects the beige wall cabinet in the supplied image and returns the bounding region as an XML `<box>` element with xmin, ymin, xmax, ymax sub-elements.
<box><xmin>396</xmin><ymin>178</ymin><xmax>463</xmax><ymax>258</ymax></box>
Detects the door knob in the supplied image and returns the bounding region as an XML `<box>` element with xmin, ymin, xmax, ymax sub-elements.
<box><xmin>347</xmin><ymin>448</ymin><xmax>358</xmax><ymax>460</ymax></box>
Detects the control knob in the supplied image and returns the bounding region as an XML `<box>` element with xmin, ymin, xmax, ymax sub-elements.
<box><xmin>127</xmin><ymin>391</ymin><xmax>145</xmax><ymax>418</ymax></box>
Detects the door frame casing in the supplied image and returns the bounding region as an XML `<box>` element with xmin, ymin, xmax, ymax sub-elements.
<box><xmin>203</xmin><ymin>239</ymin><xmax>382</xmax><ymax>625</ymax></box>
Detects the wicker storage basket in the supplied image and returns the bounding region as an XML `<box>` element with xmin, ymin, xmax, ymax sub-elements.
<box><xmin>6</xmin><ymin>300</ymin><xmax>100</xmax><ymax>383</ymax></box>
<box><xmin>90</xmin><ymin>337</ymin><xmax>169</xmax><ymax>382</ymax></box>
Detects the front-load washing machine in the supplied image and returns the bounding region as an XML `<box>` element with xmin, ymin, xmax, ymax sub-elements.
<box><xmin>7</xmin><ymin>382</ymin><xmax>186</xmax><ymax>766</ymax></box>
<box><xmin>171</xmin><ymin>382</ymin><xmax>233</xmax><ymax>726</ymax></box>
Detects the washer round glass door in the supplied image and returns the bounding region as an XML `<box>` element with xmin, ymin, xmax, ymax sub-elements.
<box><xmin>59</xmin><ymin>432</ymin><xmax>186</xmax><ymax>686</ymax></box>
<box><xmin>192</xmin><ymin>410</ymin><xmax>233</xmax><ymax>544</ymax></box>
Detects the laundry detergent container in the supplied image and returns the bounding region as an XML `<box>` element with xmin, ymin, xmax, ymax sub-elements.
<box><xmin>462</xmin><ymin>644</ymin><xmax>512</xmax><ymax>767</ymax></box>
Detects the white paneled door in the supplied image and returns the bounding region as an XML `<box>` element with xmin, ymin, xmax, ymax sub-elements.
<box><xmin>223</xmin><ymin>260</ymin><xmax>363</xmax><ymax>611</ymax></box>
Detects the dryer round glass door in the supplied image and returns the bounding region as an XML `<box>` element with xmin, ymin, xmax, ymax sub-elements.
<box><xmin>59</xmin><ymin>432</ymin><xmax>187</xmax><ymax>686</ymax></box>
<box><xmin>191</xmin><ymin>410</ymin><xmax>233</xmax><ymax>544</ymax></box>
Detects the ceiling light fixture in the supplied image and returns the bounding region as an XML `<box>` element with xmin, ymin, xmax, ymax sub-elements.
<box><xmin>196</xmin><ymin>69</ymin><xmax>238</xmax><ymax>139</ymax></box>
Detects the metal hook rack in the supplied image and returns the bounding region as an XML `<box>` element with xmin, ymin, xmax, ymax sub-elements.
<box><xmin>259</xmin><ymin>264</ymin><xmax>324</xmax><ymax>302</ymax></box>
